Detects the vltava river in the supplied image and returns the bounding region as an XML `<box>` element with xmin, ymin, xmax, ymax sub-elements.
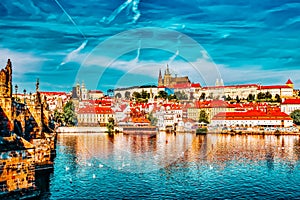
<box><xmin>39</xmin><ymin>133</ymin><xmax>300</xmax><ymax>199</ymax></box>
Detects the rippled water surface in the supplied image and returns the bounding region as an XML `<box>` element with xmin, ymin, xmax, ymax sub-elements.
<box><xmin>40</xmin><ymin>133</ymin><xmax>300</xmax><ymax>199</ymax></box>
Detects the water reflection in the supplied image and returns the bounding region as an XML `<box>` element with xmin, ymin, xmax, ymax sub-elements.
<box><xmin>45</xmin><ymin>133</ymin><xmax>300</xmax><ymax>199</ymax></box>
<box><xmin>56</xmin><ymin>134</ymin><xmax>300</xmax><ymax>171</ymax></box>
<box><xmin>56</xmin><ymin>133</ymin><xmax>195</xmax><ymax>173</ymax></box>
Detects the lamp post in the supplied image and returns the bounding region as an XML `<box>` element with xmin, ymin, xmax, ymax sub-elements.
<box><xmin>29</xmin><ymin>92</ymin><xmax>32</xmax><ymax>105</ymax></box>
<box><xmin>15</xmin><ymin>84</ymin><xmax>18</xmax><ymax>100</ymax></box>
<box><xmin>23</xmin><ymin>89</ymin><xmax>26</xmax><ymax>104</ymax></box>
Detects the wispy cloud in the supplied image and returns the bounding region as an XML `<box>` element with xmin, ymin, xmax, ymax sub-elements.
<box><xmin>101</xmin><ymin>0</ymin><xmax>141</xmax><ymax>24</ymax></box>
<box><xmin>58</xmin><ymin>40</ymin><xmax>88</xmax><ymax>68</ymax></box>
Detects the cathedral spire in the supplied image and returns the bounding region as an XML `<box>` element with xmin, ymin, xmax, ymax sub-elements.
<box><xmin>165</xmin><ymin>64</ymin><xmax>170</xmax><ymax>75</ymax></box>
<box><xmin>158</xmin><ymin>68</ymin><xmax>163</xmax><ymax>86</ymax></box>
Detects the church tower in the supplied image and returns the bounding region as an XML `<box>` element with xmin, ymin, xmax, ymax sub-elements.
<box><xmin>163</xmin><ymin>64</ymin><xmax>172</xmax><ymax>87</ymax></box>
<box><xmin>286</xmin><ymin>79</ymin><xmax>294</xmax><ymax>89</ymax></box>
<box><xmin>158</xmin><ymin>69</ymin><xmax>163</xmax><ymax>86</ymax></box>
<box><xmin>81</xmin><ymin>81</ymin><xmax>88</xmax><ymax>100</ymax></box>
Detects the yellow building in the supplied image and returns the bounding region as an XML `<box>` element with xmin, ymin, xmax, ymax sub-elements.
<box><xmin>187</xmin><ymin>100</ymin><xmax>236</xmax><ymax>122</ymax></box>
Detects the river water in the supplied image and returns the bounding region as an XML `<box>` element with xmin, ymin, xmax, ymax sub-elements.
<box><xmin>38</xmin><ymin>133</ymin><xmax>300</xmax><ymax>199</ymax></box>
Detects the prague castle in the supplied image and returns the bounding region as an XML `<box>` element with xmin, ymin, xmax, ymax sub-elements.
<box><xmin>158</xmin><ymin>64</ymin><xmax>191</xmax><ymax>88</ymax></box>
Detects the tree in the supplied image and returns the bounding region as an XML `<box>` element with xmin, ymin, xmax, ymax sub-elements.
<box><xmin>63</xmin><ymin>101</ymin><xmax>77</xmax><ymax>126</ymax></box>
<box><xmin>208</xmin><ymin>93</ymin><xmax>213</xmax><ymax>99</ymax></box>
<box><xmin>141</xmin><ymin>90</ymin><xmax>150</xmax><ymax>99</ymax></box>
<box><xmin>157</xmin><ymin>91</ymin><xmax>168</xmax><ymax>99</ymax></box>
<box><xmin>265</xmin><ymin>91</ymin><xmax>272</xmax><ymax>99</ymax></box>
<box><xmin>200</xmin><ymin>92</ymin><xmax>206</xmax><ymax>100</ymax></box>
<box><xmin>132</xmin><ymin>91</ymin><xmax>141</xmax><ymax>100</ymax></box>
<box><xmin>236</xmin><ymin>95</ymin><xmax>240</xmax><ymax>103</ymax></box>
<box><xmin>54</xmin><ymin>109</ymin><xmax>64</xmax><ymax>124</ymax></box>
<box><xmin>247</xmin><ymin>94</ymin><xmax>255</xmax><ymax>102</ymax></box>
<box><xmin>257</xmin><ymin>92</ymin><xmax>265</xmax><ymax>100</ymax></box>
<box><xmin>226</xmin><ymin>95</ymin><xmax>232</xmax><ymax>101</ymax></box>
<box><xmin>125</xmin><ymin>91</ymin><xmax>131</xmax><ymax>99</ymax></box>
<box><xmin>199</xmin><ymin>110</ymin><xmax>209</xmax><ymax>124</ymax></box>
<box><xmin>291</xmin><ymin>110</ymin><xmax>300</xmax><ymax>125</ymax></box>
<box><xmin>106</xmin><ymin>117</ymin><xmax>115</xmax><ymax>136</ymax></box>
<box><xmin>115</xmin><ymin>93</ymin><xmax>122</xmax><ymax>99</ymax></box>
<box><xmin>174</xmin><ymin>91</ymin><xmax>188</xmax><ymax>100</ymax></box>
<box><xmin>167</xmin><ymin>94</ymin><xmax>177</xmax><ymax>101</ymax></box>
<box><xmin>148</xmin><ymin>113</ymin><xmax>158</xmax><ymax>126</ymax></box>
<box><xmin>275</xmin><ymin>94</ymin><xmax>281</xmax><ymax>103</ymax></box>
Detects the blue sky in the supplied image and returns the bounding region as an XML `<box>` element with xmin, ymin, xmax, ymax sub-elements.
<box><xmin>0</xmin><ymin>0</ymin><xmax>300</xmax><ymax>93</ymax></box>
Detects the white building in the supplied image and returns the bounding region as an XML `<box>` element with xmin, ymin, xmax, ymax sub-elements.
<box><xmin>198</xmin><ymin>79</ymin><xmax>294</xmax><ymax>100</ymax></box>
<box><xmin>40</xmin><ymin>92</ymin><xmax>70</xmax><ymax>111</ymax></box>
<box><xmin>200</xmin><ymin>84</ymin><xmax>258</xmax><ymax>100</ymax></box>
<box><xmin>88</xmin><ymin>90</ymin><xmax>104</xmax><ymax>100</ymax></box>
<box><xmin>258</xmin><ymin>85</ymin><xmax>293</xmax><ymax>99</ymax></box>
<box><xmin>281</xmin><ymin>99</ymin><xmax>300</xmax><ymax>115</ymax></box>
<box><xmin>211</xmin><ymin>110</ymin><xmax>293</xmax><ymax>127</ymax></box>
<box><xmin>156</xmin><ymin>104</ymin><xmax>183</xmax><ymax>130</ymax></box>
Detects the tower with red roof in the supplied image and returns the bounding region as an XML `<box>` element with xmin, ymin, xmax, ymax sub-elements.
<box><xmin>286</xmin><ymin>79</ymin><xmax>294</xmax><ymax>89</ymax></box>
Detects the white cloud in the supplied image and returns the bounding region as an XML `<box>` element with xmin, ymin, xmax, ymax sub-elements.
<box><xmin>74</xmin><ymin>51</ymin><xmax>300</xmax><ymax>89</ymax></box>
<box><xmin>0</xmin><ymin>48</ymin><xmax>46</xmax><ymax>73</ymax></box>
<box><xmin>218</xmin><ymin>64</ymin><xmax>300</xmax><ymax>87</ymax></box>
<box><xmin>77</xmin><ymin>53</ymin><xmax>221</xmax><ymax>87</ymax></box>
<box><xmin>58</xmin><ymin>40</ymin><xmax>88</xmax><ymax>68</ymax></box>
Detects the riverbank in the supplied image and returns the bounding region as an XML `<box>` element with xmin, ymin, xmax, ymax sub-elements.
<box><xmin>56</xmin><ymin>126</ymin><xmax>108</xmax><ymax>133</ymax></box>
<box><xmin>208</xmin><ymin>130</ymin><xmax>300</xmax><ymax>135</ymax></box>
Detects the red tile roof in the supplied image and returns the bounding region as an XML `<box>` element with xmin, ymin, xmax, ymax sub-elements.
<box><xmin>259</xmin><ymin>85</ymin><xmax>292</xmax><ymax>90</ymax></box>
<box><xmin>81</xmin><ymin>99</ymin><xmax>112</xmax><ymax>106</ymax></box>
<box><xmin>78</xmin><ymin>106</ymin><xmax>113</xmax><ymax>114</ymax></box>
<box><xmin>172</xmin><ymin>82</ymin><xmax>201</xmax><ymax>89</ymax></box>
<box><xmin>173</xmin><ymin>83</ymin><xmax>191</xmax><ymax>89</ymax></box>
<box><xmin>191</xmin><ymin>83</ymin><xmax>201</xmax><ymax>87</ymax></box>
<box><xmin>89</xmin><ymin>90</ymin><xmax>103</xmax><ymax>93</ymax></box>
<box><xmin>40</xmin><ymin>91</ymin><xmax>67</xmax><ymax>96</ymax></box>
<box><xmin>282</xmin><ymin>99</ymin><xmax>300</xmax><ymax>104</ymax></box>
<box><xmin>286</xmin><ymin>79</ymin><xmax>293</xmax><ymax>84</ymax></box>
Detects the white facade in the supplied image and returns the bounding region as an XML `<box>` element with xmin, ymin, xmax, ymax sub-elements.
<box><xmin>259</xmin><ymin>87</ymin><xmax>293</xmax><ymax>98</ymax></box>
<box><xmin>88</xmin><ymin>91</ymin><xmax>104</xmax><ymax>100</ymax></box>
<box><xmin>156</xmin><ymin>107</ymin><xmax>183</xmax><ymax>129</ymax></box>
<box><xmin>281</xmin><ymin>99</ymin><xmax>300</xmax><ymax>115</ymax></box>
<box><xmin>199</xmin><ymin>85</ymin><xmax>258</xmax><ymax>100</ymax></box>
<box><xmin>211</xmin><ymin>119</ymin><xmax>293</xmax><ymax>127</ymax></box>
